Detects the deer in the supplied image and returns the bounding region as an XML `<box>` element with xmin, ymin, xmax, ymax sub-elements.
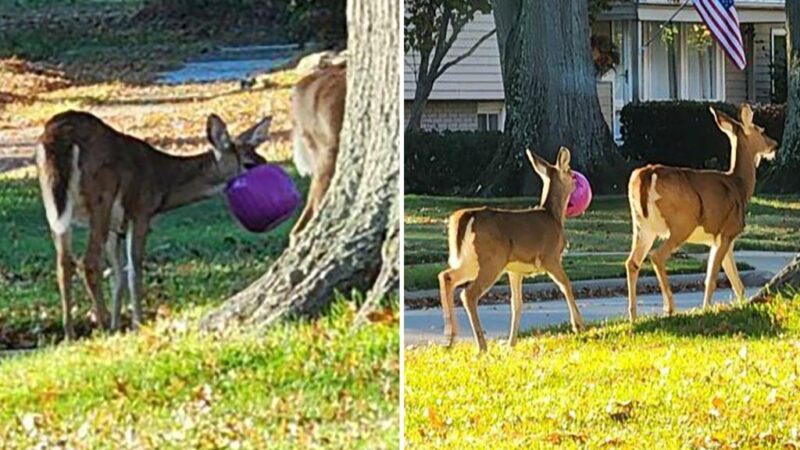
<box><xmin>36</xmin><ymin>110</ymin><xmax>272</xmax><ymax>339</ymax></box>
<box><xmin>438</xmin><ymin>148</ymin><xmax>585</xmax><ymax>352</ymax></box>
<box><xmin>625</xmin><ymin>104</ymin><xmax>778</xmax><ymax>322</ymax></box>
<box><xmin>289</xmin><ymin>61</ymin><xmax>346</xmax><ymax>245</ymax></box>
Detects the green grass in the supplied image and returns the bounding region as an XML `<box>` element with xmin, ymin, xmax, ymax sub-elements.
<box><xmin>404</xmin><ymin>255</ymin><xmax>752</xmax><ymax>291</ymax></box>
<box><xmin>404</xmin><ymin>294</ymin><xmax>800</xmax><ymax>449</ymax></box>
<box><xmin>0</xmin><ymin>175</ymin><xmax>305</xmax><ymax>345</ymax></box>
<box><xmin>0</xmin><ymin>303</ymin><xmax>399</xmax><ymax>448</ymax></box>
<box><xmin>404</xmin><ymin>194</ymin><xmax>800</xmax><ymax>290</ymax></box>
<box><xmin>0</xmin><ymin>1</ymin><xmax>288</xmax><ymax>83</ymax></box>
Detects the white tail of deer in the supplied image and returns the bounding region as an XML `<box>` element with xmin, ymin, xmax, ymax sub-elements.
<box><xmin>289</xmin><ymin>61</ymin><xmax>346</xmax><ymax>244</ymax></box>
<box><xmin>36</xmin><ymin>110</ymin><xmax>272</xmax><ymax>339</ymax></box>
<box><xmin>625</xmin><ymin>104</ymin><xmax>778</xmax><ymax>321</ymax></box>
<box><xmin>438</xmin><ymin>148</ymin><xmax>584</xmax><ymax>352</ymax></box>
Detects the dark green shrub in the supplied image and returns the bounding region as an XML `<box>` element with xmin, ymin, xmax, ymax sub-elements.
<box><xmin>619</xmin><ymin>101</ymin><xmax>784</xmax><ymax>170</ymax></box>
<box><xmin>405</xmin><ymin>130</ymin><xmax>500</xmax><ymax>195</ymax></box>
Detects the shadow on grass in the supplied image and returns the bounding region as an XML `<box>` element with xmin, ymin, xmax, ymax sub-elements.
<box><xmin>631</xmin><ymin>304</ymin><xmax>782</xmax><ymax>338</ymax></box>
<box><xmin>518</xmin><ymin>300</ymin><xmax>785</xmax><ymax>341</ymax></box>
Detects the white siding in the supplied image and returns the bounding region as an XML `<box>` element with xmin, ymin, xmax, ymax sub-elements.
<box><xmin>404</xmin><ymin>12</ymin><xmax>504</xmax><ymax>101</ymax></box>
<box><xmin>404</xmin><ymin>101</ymin><xmax>478</xmax><ymax>131</ymax></box>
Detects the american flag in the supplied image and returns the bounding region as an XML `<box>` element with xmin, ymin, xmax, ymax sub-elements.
<box><xmin>693</xmin><ymin>0</ymin><xmax>746</xmax><ymax>70</ymax></box>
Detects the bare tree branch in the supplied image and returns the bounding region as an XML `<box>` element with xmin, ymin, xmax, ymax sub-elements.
<box><xmin>437</xmin><ymin>27</ymin><xmax>496</xmax><ymax>77</ymax></box>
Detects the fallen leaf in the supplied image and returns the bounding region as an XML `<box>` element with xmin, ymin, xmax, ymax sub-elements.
<box><xmin>366</xmin><ymin>307</ymin><xmax>397</xmax><ymax>325</ymax></box>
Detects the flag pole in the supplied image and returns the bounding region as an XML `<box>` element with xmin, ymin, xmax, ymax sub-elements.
<box><xmin>641</xmin><ymin>0</ymin><xmax>692</xmax><ymax>49</ymax></box>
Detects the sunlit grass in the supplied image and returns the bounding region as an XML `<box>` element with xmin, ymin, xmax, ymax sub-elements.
<box><xmin>404</xmin><ymin>294</ymin><xmax>800</xmax><ymax>449</ymax></box>
<box><xmin>0</xmin><ymin>303</ymin><xmax>399</xmax><ymax>448</ymax></box>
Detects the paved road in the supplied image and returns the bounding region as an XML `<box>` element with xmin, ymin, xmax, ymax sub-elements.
<box><xmin>404</xmin><ymin>287</ymin><xmax>759</xmax><ymax>346</ymax></box>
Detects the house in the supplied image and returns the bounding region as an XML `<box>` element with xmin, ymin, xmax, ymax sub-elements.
<box><xmin>403</xmin><ymin>0</ymin><xmax>787</xmax><ymax>139</ymax></box>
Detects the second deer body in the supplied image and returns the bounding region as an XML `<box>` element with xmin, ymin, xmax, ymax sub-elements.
<box><xmin>625</xmin><ymin>104</ymin><xmax>778</xmax><ymax>321</ymax></box>
<box><xmin>290</xmin><ymin>61</ymin><xmax>346</xmax><ymax>243</ymax></box>
<box><xmin>439</xmin><ymin>148</ymin><xmax>584</xmax><ymax>352</ymax></box>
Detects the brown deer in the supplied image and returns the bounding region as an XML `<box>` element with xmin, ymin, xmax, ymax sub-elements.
<box><xmin>289</xmin><ymin>62</ymin><xmax>346</xmax><ymax>244</ymax></box>
<box><xmin>625</xmin><ymin>104</ymin><xmax>778</xmax><ymax>321</ymax></box>
<box><xmin>36</xmin><ymin>110</ymin><xmax>272</xmax><ymax>339</ymax></box>
<box><xmin>438</xmin><ymin>148</ymin><xmax>584</xmax><ymax>352</ymax></box>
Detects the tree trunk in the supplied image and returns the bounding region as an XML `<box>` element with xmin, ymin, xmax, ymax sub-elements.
<box><xmin>750</xmin><ymin>2</ymin><xmax>800</xmax><ymax>301</ymax></box>
<box><xmin>774</xmin><ymin>0</ymin><xmax>800</xmax><ymax>192</ymax></box>
<box><xmin>406</xmin><ymin>77</ymin><xmax>433</xmax><ymax>132</ymax></box>
<box><xmin>751</xmin><ymin>255</ymin><xmax>800</xmax><ymax>302</ymax></box>
<box><xmin>468</xmin><ymin>0</ymin><xmax>617</xmax><ymax>196</ymax></box>
<box><xmin>201</xmin><ymin>0</ymin><xmax>399</xmax><ymax>331</ymax></box>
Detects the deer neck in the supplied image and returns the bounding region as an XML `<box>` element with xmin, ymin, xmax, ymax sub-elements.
<box><xmin>539</xmin><ymin>178</ymin><xmax>569</xmax><ymax>224</ymax></box>
<box><xmin>727</xmin><ymin>138</ymin><xmax>757</xmax><ymax>201</ymax></box>
<box><xmin>157</xmin><ymin>152</ymin><xmax>231</xmax><ymax>212</ymax></box>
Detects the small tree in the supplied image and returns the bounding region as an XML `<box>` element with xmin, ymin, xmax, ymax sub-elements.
<box><xmin>405</xmin><ymin>0</ymin><xmax>494</xmax><ymax>131</ymax></box>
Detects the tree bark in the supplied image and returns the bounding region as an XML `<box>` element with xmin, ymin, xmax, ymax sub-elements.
<box><xmin>773</xmin><ymin>0</ymin><xmax>800</xmax><ymax>192</ymax></box>
<box><xmin>749</xmin><ymin>2</ymin><xmax>800</xmax><ymax>300</ymax></box>
<box><xmin>201</xmin><ymin>0</ymin><xmax>399</xmax><ymax>331</ymax></box>
<box><xmin>751</xmin><ymin>255</ymin><xmax>800</xmax><ymax>301</ymax></box>
<box><xmin>467</xmin><ymin>0</ymin><xmax>617</xmax><ymax>196</ymax></box>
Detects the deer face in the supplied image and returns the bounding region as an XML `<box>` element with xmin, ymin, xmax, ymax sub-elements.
<box><xmin>526</xmin><ymin>147</ymin><xmax>575</xmax><ymax>212</ymax></box>
<box><xmin>712</xmin><ymin>104</ymin><xmax>778</xmax><ymax>167</ymax></box>
<box><xmin>206</xmin><ymin>114</ymin><xmax>271</xmax><ymax>176</ymax></box>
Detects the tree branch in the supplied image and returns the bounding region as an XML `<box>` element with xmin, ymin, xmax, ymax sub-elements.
<box><xmin>436</xmin><ymin>27</ymin><xmax>496</xmax><ymax>78</ymax></box>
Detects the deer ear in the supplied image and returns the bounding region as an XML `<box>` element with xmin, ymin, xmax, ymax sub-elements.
<box><xmin>739</xmin><ymin>103</ymin><xmax>754</xmax><ymax>128</ymax></box>
<box><xmin>710</xmin><ymin>107</ymin><xmax>738</xmax><ymax>135</ymax></box>
<box><xmin>207</xmin><ymin>114</ymin><xmax>233</xmax><ymax>159</ymax></box>
<box><xmin>526</xmin><ymin>149</ymin><xmax>549</xmax><ymax>180</ymax></box>
<box><xmin>557</xmin><ymin>146</ymin><xmax>571</xmax><ymax>170</ymax></box>
<box><xmin>237</xmin><ymin>116</ymin><xmax>272</xmax><ymax>148</ymax></box>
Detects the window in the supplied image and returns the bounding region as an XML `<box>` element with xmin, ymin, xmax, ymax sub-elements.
<box><xmin>642</xmin><ymin>22</ymin><xmax>723</xmax><ymax>101</ymax></box>
<box><xmin>477</xmin><ymin>113</ymin><xmax>499</xmax><ymax>131</ymax></box>
<box><xmin>772</xmin><ymin>28</ymin><xmax>788</xmax><ymax>103</ymax></box>
<box><xmin>644</xmin><ymin>22</ymin><xmax>681</xmax><ymax>100</ymax></box>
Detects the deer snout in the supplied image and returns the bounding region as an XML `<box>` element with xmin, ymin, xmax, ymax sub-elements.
<box><xmin>243</xmin><ymin>153</ymin><xmax>267</xmax><ymax>170</ymax></box>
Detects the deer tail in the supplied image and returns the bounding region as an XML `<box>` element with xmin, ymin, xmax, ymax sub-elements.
<box><xmin>448</xmin><ymin>211</ymin><xmax>475</xmax><ymax>267</ymax></box>
<box><xmin>37</xmin><ymin>120</ymin><xmax>79</xmax><ymax>235</ymax></box>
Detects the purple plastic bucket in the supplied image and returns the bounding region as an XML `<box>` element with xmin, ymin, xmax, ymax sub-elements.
<box><xmin>225</xmin><ymin>164</ymin><xmax>301</xmax><ymax>233</ymax></box>
<box><xmin>565</xmin><ymin>170</ymin><xmax>592</xmax><ymax>218</ymax></box>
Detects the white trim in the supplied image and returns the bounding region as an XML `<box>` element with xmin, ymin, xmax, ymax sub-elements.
<box><xmin>637</xmin><ymin>5</ymin><xmax>785</xmax><ymax>24</ymax></box>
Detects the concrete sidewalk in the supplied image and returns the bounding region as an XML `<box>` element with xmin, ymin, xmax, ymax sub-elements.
<box><xmin>404</xmin><ymin>251</ymin><xmax>795</xmax><ymax>347</ymax></box>
<box><xmin>405</xmin><ymin>287</ymin><xmax>760</xmax><ymax>346</ymax></box>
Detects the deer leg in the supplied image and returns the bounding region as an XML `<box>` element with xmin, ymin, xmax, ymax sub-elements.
<box><xmin>703</xmin><ymin>238</ymin><xmax>733</xmax><ymax>309</ymax></box>
<box><xmin>290</xmin><ymin>151</ymin><xmax>335</xmax><ymax>245</ymax></box>
<box><xmin>460</xmin><ymin>263</ymin><xmax>503</xmax><ymax>352</ymax></box>
<box><xmin>83</xmin><ymin>208</ymin><xmax>112</xmax><ymax>330</ymax></box>
<box><xmin>650</xmin><ymin>233</ymin><xmax>688</xmax><ymax>316</ymax></box>
<box><xmin>721</xmin><ymin>245</ymin><xmax>745</xmax><ymax>301</ymax></box>
<box><xmin>625</xmin><ymin>229</ymin><xmax>656</xmax><ymax>322</ymax></box>
<box><xmin>53</xmin><ymin>229</ymin><xmax>75</xmax><ymax>341</ymax></box>
<box><xmin>105</xmin><ymin>233</ymin><xmax>127</xmax><ymax>332</ymax></box>
<box><xmin>126</xmin><ymin>220</ymin><xmax>149</xmax><ymax>330</ymax></box>
<box><xmin>438</xmin><ymin>266</ymin><xmax>473</xmax><ymax>347</ymax></box>
<box><xmin>546</xmin><ymin>262</ymin><xmax>584</xmax><ymax>333</ymax></box>
<box><xmin>507</xmin><ymin>271</ymin><xmax>524</xmax><ymax>347</ymax></box>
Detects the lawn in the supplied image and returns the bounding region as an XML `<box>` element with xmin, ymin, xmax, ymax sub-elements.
<box><xmin>0</xmin><ymin>174</ymin><xmax>305</xmax><ymax>347</ymax></box>
<box><xmin>404</xmin><ymin>293</ymin><xmax>800</xmax><ymax>449</ymax></box>
<box><xmin>0</xmin><ymin>303</ymin><xmax>399</xmax><ymax>448</ymax></box>
<box><xmin>404</xmin><ymin>194</ymin><xmax>800</xmax><ymax>291</ymax></box>
<box><xmin>0</xmin><ymin>0</ymin><xmax>293</xmax><ymax>83</ymax></box>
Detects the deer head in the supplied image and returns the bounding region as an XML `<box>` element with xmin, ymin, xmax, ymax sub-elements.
<box><xmin>526</xmin><ymin>147</ymin><xmax>575</xmax><ymax>218</ymax></box>
<box><xmin>710</xmin><ymin>104</ymin><xmax>778</xmax><ymax>168</ymax></box>
<box><xmin>206</xmin><ymin>114</ymin><xmax>271</xmax><ymax>177</ymax></box>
